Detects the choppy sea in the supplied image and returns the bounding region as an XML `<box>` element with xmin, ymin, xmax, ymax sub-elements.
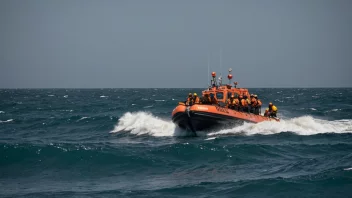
<box><xmin>1</xmin><ymin>88</ymin><xmax>352</xmax><ymax>197</ymax></box>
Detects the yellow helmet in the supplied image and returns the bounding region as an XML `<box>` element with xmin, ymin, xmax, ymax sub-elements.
<box><xmin>194</xmin><ymin>93</ymin><xmax>197</xmax><ymax>96</ymax></box>
<box><xmin>254</xmin><ymin>95</ymin><xmax>258</xmax><ymax>98</ymax></box>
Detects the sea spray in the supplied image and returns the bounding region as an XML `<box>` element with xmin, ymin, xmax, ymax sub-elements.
<box><xmin>111</xmin><ymin>112</ymin><xmax>352</xmax><ymax>137</ymax></box>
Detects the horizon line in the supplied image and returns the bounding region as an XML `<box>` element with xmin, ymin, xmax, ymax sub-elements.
<box><xmin>0</xmin><ymin>87</ymin><xmax>351</xmax><ymax>89</ymax></box>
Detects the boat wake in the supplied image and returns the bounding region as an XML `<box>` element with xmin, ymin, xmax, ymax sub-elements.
<box><xmin>110</xmin><ymin>112</ymin><xmax>352</xmax><ymax>137</ymax></box>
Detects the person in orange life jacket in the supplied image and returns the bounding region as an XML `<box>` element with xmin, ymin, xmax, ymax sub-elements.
<box><xmin>185</xmin><ymin>93</ymin><xmax>193</xmax><ymax>106</ymax></box>
<box><xmin>226</xmin><ymin>94</ymin><xmax>239</xmax><ymax>110</ymax></box>
<box><xmin>255</xmin><ymin>95</ymin><xmax>262</xmax><ymax>115</ymax></box>
<box><xmin>250</xmin><ymin>94</ymin><xmax>257</xmax><ymax>113</ymax></box>
<box><xmin>242</xmin><ymin>95</ymin><xmax>249</xmax><ymax>112</ymax></box>
<box><xmin>210</xmin><ymin>93</ymin><xmax>218</xmax><ymax>105</ymax></box>
<box><xmin>193</xmin><ymin>93</ymin><xmax>200</xmax><ymax>104</ymax></box>
<box><xmin>268</xmin><ymin>102</ymin><xmax>278</xmax><ymax>117</ymax></box>
<box><xmin>233</xmin><ymin>95</ymin><xmax>240</xmax><ymax>111</ymax></box>
<box><xmin>226</xmin><ymin>94</ymin><xmax>234</xmax><ymax>109</ymax></box>
<box><xmin>238</xmin><ymin>95</ymin><xmax>243</xmax><ymax>111</ymax></box>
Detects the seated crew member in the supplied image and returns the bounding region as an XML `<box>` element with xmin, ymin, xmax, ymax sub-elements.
<box><xmin>255</xmin><ymin>95</ymin><xmax>262</xmax><ymax>115</ymax></box>
<box><xmin>185</xmin><ymin>93</ymin><xmax>193</xmax><ymax>106</ymax></box>
<box><xmin>193</xmin><ymin>93</ymin><xmax>200</xmax><ymax>104</ymax></box>
<box><xmin>268</xmin><ymin>102</ymin><xmax>278</xmax><ymax>117</ymax></box>
<box><xmin>250</xmin><ymin>94</ymin><xmax>257</xmax><ymax>113</ymax></box>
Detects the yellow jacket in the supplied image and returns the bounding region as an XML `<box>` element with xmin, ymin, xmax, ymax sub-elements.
<box><xmin>271</xmin><ymin>105</ymin><xmax>278</xmax><ymax>112</ymax></box>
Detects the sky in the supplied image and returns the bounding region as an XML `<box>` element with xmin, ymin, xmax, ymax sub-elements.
<box><xmin>0</xmin><ymin>0</ymin><xmax>351</xmax><ymax>88</ymax></box>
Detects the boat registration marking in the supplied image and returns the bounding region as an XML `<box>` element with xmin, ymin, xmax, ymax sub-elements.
<box><xmin>215</xmin><ymin>106</ymin><xmax>229</xmax><ymax>113</ymax></box>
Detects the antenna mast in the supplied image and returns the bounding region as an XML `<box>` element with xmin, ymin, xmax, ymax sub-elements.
<box><xmin>207</xmin><ymin>53</ymin><xmax>210</xmax><ymax>87</ymax></box>
<box><xmin>219</xmin><ymin>48</ymin><xmax>223</xmax><ymax>85</ymax></box>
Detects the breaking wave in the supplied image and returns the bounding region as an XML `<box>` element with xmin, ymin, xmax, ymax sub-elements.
<box><xmin>111</xmin><ymin>112</ymin><xmax>352</xmax><ymax>137</ymax></box>
<box><xmin>0</xmin><ymin>119</ymin><xmax>14</xmax><ymax>123</ymax></box>
<box><xmin>110</xmin><ymin>112</ymin><xmax>181</xmax><ymax>136</ymax></box>
<box><xmin>208</xmin><ymin>116</ymin><xmax>352</xmax><ymax>136</ymax></box>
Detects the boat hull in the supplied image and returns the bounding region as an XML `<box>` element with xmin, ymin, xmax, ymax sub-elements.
<box><xmin>171</xmin><ymin>104</ymin><xmax>279</xmax><ymax>132</ymax></box>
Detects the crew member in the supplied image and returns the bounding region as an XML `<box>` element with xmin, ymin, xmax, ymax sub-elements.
<box><xmin>250</xmin><ymin>94</ymin><xmax>257</xmax><ymax>113</ymax></box>
<box><xmin>226</xmin><ymin>95</ymin><xmax>235</xmax><ymax>109</ymax></box>
<box><xmin>233</xmin><ymin>95</ymin><xmax>240</xmax><ymax>111</ymax></box>
<box><xmin>268</xmin><ymin>102</ymin><xmax>278</xmax><ymax>117</ymax></box>
<box><xmin>238</xmin><ymin>95</ymin><xmax>244</xmax><ymax>111</ymax></box>
<box><xmin>210</xmin><ymin>94</ymin><xmax>218</xmax><ymax>105</ymax></box>
<box><xmin>185</xmin><ymin>93</ymin><xmax>193</xmax><ymax>106</ymax></box>
<box><xmin>201</xmin><ymin>93</ymin><xmax>211</xmax><ymax>104</ymax></box>
<box><xmin>193</xmin><ymin>93</ymin><xmax>200</xmax><ymax>104</ymax></box>
<box><xmin>264</xmin><ymin>108</ymin><xmax>270</xmax><ymax>117</ymax></box>
<box><xmin>241</xmin><ymin>95</ymin><xmax>248</xmax><ymax>112</ymax></box>
<box><xmin>255</xmin><ymin>95</ymin><xmax>262</xmax><ymax>115</ymax></box>
<box><xmin>244</xmin><ymin>95</ymin><xmax>251</xmax><ymax>113</ymax></box>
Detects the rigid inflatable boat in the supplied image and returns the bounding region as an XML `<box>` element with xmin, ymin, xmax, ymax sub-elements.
<box><xmin>171</xmin><ymin>69</ymin><xmax>279</xmax><ymax>132</ymax></box>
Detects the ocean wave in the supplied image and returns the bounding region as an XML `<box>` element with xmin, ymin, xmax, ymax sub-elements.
<box><xmin>208</xmin><ymin>116</ymin><xmax>352</xmax><ymax>136</ymax></box>
<box><xmin>0</xmin><ymin>119</ymin><xmax>13</xmax><ymax>123</ymax></box>
<box><xmin>111</xmin><ymin>112</ymin><xmax>352</xmax><ymax>137</ymax></box>
<box><xmin>77</xmin><ymin>117</ymin><xmax>89</xmax><ymax>122</ymax></box>
<box><xmin>110</xmin><ymin>112</ymin><xmax>184</xmax><ymax>136</ymax></box>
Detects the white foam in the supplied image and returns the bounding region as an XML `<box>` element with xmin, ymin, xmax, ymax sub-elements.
<box><xmin>100</xmin><ymin>95</ymin><xmax>108</xmax><ymax>98</ymax></box>
<box><xmin>0</xmin><ymin>119</ymin><xmax>13</xmax><ymax>123</ymax></box>
<box><xmin>155</xmin><ymin>100</ymin><xmax>165</xmax><ymax>102</ymax></box>
<box><xmin>63</xmin><ymin>95</ymin><xmax>68</xmax><ymax>98</ymax></box>
<box><xmin>77</xmin><ymin>117</ymin><xmax>89</xmax><ymax>122</ymax></box>
<box><xmin>110</xmin><ymin>112</ymin><xmax>181</xmax><ymax>136</ymax></box>
<box><xmin>344</xmin><ymin>167</ymin><xmax>352</xmax><ymax>171</ymax></box>
<box><xmin>110</xmin><ymin>112</ymin><xmax>352</xmax><ymax>137</ymax></box>
<box><xmin>208</xmin><ymin>116</ymin><xmax>352</xmax><ymax>136</ymax></box>
<box><xmin>0</xmin><ymin>111</ymin><xmax>4</xmax><ymax>114</ymax></box>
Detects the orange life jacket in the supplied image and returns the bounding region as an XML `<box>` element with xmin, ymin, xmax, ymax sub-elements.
<box><xmin>241</xmin><ymin>99</ymin><xmax>248</xmax><ymax>107</ymax></box>
<box><xmin>193</xmin><ymin>97</ymin><xmax>200</xmax><ymax>104</ymax></box>
<box><xmin>233</xmin><ymin>98</ymin><xmax>239</xmax><ymax>106</ymax></box>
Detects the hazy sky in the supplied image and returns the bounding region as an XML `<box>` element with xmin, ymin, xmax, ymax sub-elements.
<box><xmin>1</xmin><ymin>0</ymin><xmax>351</xmax><ymax>88</ymax></box>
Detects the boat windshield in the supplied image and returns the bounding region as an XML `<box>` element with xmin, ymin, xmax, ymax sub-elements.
<box><xmin>216</xmin><ymin>92</ymin><xmax>224</xmax><ymax>100</ymax></box>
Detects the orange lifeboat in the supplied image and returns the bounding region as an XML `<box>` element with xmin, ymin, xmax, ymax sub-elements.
<box><xmin>171</xmin><ymin>69</ymin><xmax>279</xmax><ymax>132</ymax></box>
